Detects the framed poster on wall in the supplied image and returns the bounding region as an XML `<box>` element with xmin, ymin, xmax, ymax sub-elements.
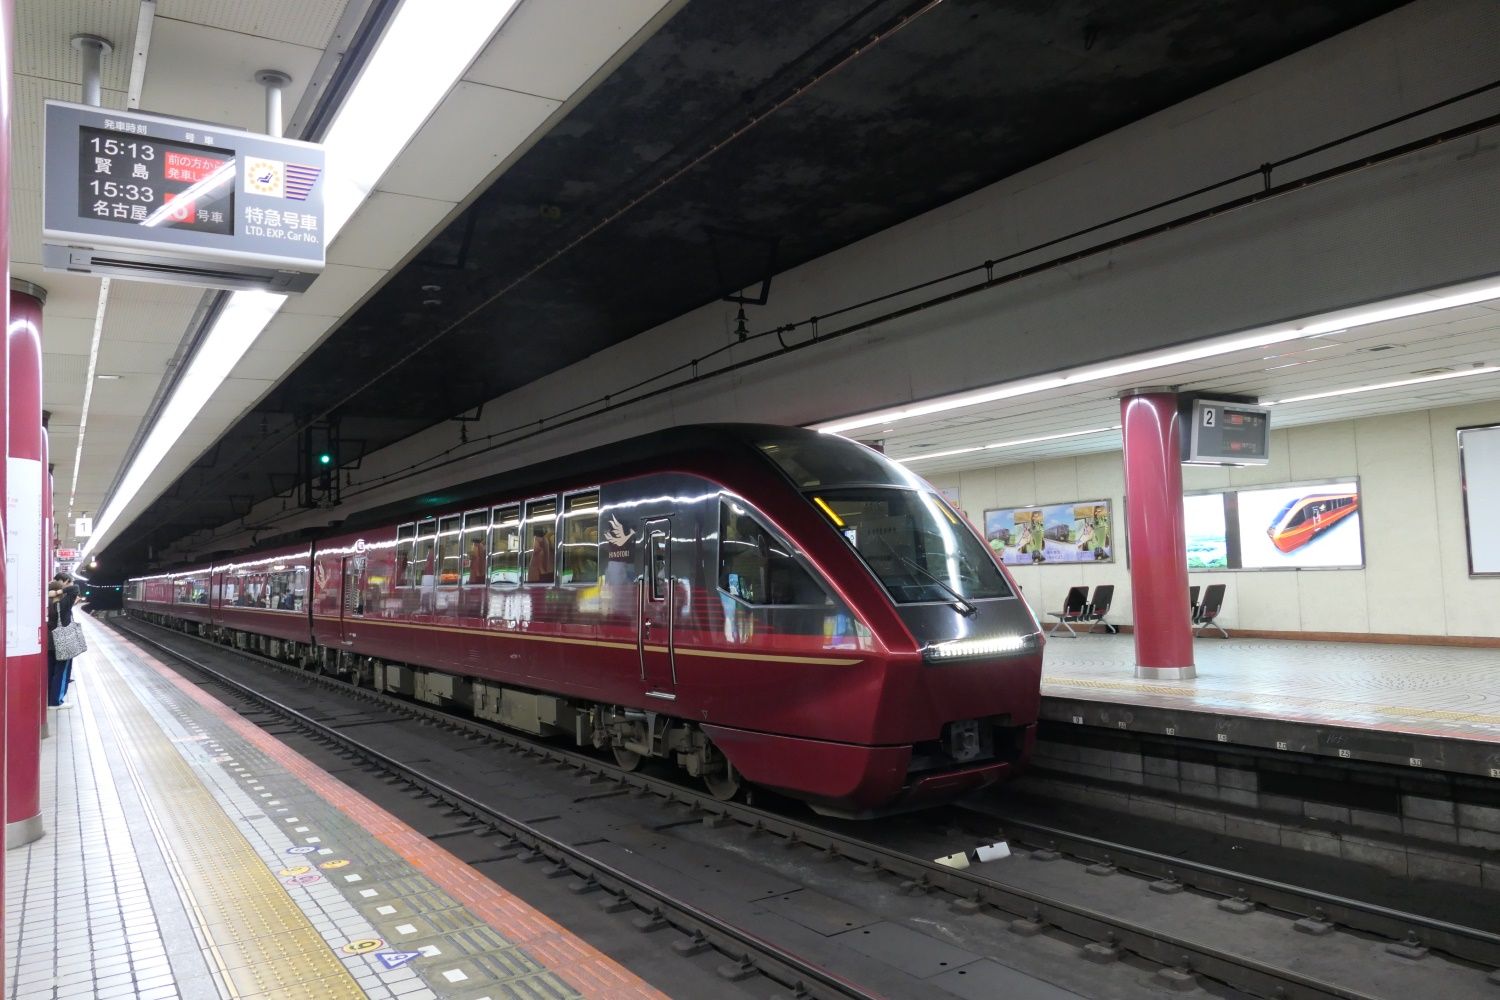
<box><xmin>1459</xmin><ymin>424</ymin><xmax>1500</xmax><ymax>576</ymax></box>
<box><xmin>982</xmin><ymin>499</ymin><xmax>1113</xmax><ymax>565</ymax></box>
<box><xmin>1172</xmin><ymin>479</ymin><xmax>1364</xmax><ymax>571</ymax></box>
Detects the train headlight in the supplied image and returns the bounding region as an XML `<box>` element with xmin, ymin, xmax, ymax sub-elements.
<box><xmin>925</xmin><ymin>635</ymin><xmax>1030</xmax><ymax>661</ymax></box>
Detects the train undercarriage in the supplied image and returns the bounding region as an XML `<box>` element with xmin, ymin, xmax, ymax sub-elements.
<box><xmin>135</xmin><ymin>612</ymin><xmax>744</xmax><ymax>801</ymax></box>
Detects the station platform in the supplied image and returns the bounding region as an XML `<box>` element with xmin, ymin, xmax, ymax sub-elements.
<box><xmin>4</xmin><ymin>617</ymin><xmax>665</xmax><ymax>1000</ymax></box>
<box><xmin>1040</xmin><ymin>634</ymin><xmax>1500</xmax><ymax>778</ymax></box>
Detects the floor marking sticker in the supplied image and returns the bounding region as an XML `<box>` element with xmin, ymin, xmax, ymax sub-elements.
<box><xmin>286</xmin><ymin>846</ymin><xmax>317</xmax><ymax>855</ymax></box>
<box><xmin>341</xmin><ymin>939</ymin><xmax>384</xmax><ymax>956</ymax></box>
<box><xmin>394</xmin><ymin>924</ymin><xmax>417</xmax><ymax>936</ymax></box>
<box><xmin>278</xmin><ymin>865</ymin><xmax>311</xmax><ymax>877</ymax></box>
<box><xmin>319</xmin><ymin>859</ymin><xmax>349</xmax><ymax>869</ymax></box>
<box><xmin>281</xmin><ymin>873</ymin><xmax>324</xmax><ymax>887</ymax></box>
<box><xmin>375</xmin><ymin>950</ymin><xmax>422</xmax><ymax>971</ymax></box>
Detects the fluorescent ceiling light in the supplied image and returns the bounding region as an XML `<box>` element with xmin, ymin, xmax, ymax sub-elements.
<box><xmin>68</xmin><ymin>278</ymin><xmax>112</xmax><ymax>520</ymax></box>
<box><xmin>321</xmin><ymin>0</ymin><xmax>523</xmax><ymax>239</ymax></box>
<box><xmin>899</xmin><ymin>425</ymin><xmax>1121</xmax><ymax>463</ymax></box>
<box><xmin>816</xmin><ymin>276</ymin><xmax>1500</xmax><ymax>436</ymax></box>
<box><xmin>81</xmin><ymin>0</ymin><xmax>524</xmax><ymax>560</ymax></box>
<box><xmin>81</xmin><ymin>290</ymin><xmax>286</xmax><ymax>559</ymax></box>
<box><xmin>1265</xmin><ymin>366</ymin><xmax>1500</xmax><ymax>405</ymax></box>
<box><xmin>95</xmin><ymin>373</ymin><xmax>122</xmax><ymax>380</ymax></box>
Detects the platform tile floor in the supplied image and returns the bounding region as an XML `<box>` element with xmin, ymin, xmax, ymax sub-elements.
<box><xmin>1042</xmin><ymin>634</ymin><xmax>1500</xmax><ymax>740</ymax></box>
<box><xmin>6</xmin><ymin>619</ymin><xmax>666</xmax><ymax>1000</ymax></box>
<box><xmin>5</xmin><ymin>692</ymin><xmax>186</xmax><ymax>1000</ymax></box>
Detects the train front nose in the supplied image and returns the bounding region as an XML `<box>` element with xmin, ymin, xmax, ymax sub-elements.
<box><xmin>898</xmin><ymin>597</ymin><xmax>1044</xmax><ymax>781</ymax></box>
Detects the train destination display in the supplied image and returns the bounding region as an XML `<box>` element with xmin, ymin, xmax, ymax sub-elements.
<box><xmin>1184</xmin><ymin>399</ymin><xmax>1271</xmax><ymax>466</ymax></box>
<box><xmin>43</xmin><ymin>101</ymin><xmax>325</xmax><ymax>292</ymax></box>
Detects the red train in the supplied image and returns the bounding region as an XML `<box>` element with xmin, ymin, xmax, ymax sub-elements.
<box><xmin>127</xmin><ymin>425</ymin><xmax>1044</xmax><ymax>816</ymax></box>
<box><xmin>1267</xmin><ymin>492</ymin><xmax>1359</xmax><ymax>553</ymax></box>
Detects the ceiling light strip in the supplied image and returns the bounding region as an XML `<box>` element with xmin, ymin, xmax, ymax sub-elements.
<box><xmin>1265</xmin><ymin>366</ymin><xmax>1500</xmax><ymax>405</ymax></box>
<box><xmin>79</xmin><ymin>0</ymin><xmax>525</xmax><ymax>561</ymax></box>
<box><xmin>67</xmin><ymin>278</ymin><xmax>111</xmax><ymax>520</ymax></box>
<box><xmin>816</xmin><ymin>276</ymin><xmax>1500</xmax><ymax>436</ymax></box>
<box><xmin>898</xmin><ymin>425</ymin><xmax>1122</xmax><ymax>464</ymax></box>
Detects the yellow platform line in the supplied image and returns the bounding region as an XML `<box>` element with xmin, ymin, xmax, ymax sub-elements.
<box><xmin>90</xmin><ymin>644</ymin><xmax>366</xmax><ymax>1000</ymax></box>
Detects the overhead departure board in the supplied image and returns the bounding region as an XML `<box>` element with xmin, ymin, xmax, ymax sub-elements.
<box><xmin>1184</xmin><ymin>399</ymin><xmax>1271</xmax><ymax>466</ymax></box>
<box><xmin>43</xmin><ymin>101</ymin><xmax>325</xmax><ymax>292</ymax></box>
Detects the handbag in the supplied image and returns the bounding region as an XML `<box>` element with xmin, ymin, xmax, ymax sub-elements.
<box><xmin>51</xmin><ymin>620</ymin><xmax>87</xmax><ymax>660</ymax></box>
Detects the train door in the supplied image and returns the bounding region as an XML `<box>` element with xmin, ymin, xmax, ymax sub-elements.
<box><xmin>341</xmin><ymin>554</ymin><xmax>366</xmax><ymax>647</ymax></box>
<box><xmin>637</xmin><ymin>517</ymin><xmax>676</xmax><ymax>697</ymax></box>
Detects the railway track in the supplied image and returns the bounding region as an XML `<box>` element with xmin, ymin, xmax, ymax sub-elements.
<box><xmin>113</xmin><ymin>616</ymin><xmax>1500</xmax><ymax>999</ymax></box>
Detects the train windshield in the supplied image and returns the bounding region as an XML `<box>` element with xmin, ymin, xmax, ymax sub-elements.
<box><xmin>812</xmin><ymin>488</ymin><xmax>1012</xmax><ymax>604</ymax></box>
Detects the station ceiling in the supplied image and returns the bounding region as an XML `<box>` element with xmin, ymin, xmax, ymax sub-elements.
<box><xmin>20</xmin><ymin>0</ymin><xmax>1411</xmax><ymax>573</ymax></box>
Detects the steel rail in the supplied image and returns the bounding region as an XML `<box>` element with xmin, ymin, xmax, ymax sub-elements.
<box><xmin>967</xmin><ymin>811</ymin><xmax>1500</xmax><ymax>970</ymax></box>
<box><xmin>116</xmin><ymin>617</ymin><xmax>1488</xmax><ymax>999</ymax></box>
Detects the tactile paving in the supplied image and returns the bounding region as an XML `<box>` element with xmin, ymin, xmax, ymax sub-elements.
<box><xmin>89</xmin><ymin>649</ymin><xmax>367</xmax><ymax>999</ymax></box>
<box><xmin>89</xmin><ymin>619</ymin><xmax>669</xmax><ymax>1000</ymax></box>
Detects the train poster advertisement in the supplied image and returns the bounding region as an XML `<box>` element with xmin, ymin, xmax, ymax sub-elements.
<box><xmin>982</xmin><ymin>500</ymin><xmax>1113</xmax><ymax>565</ymax></box>
<box><xmin>1237</xmin><ymin>481</ymin><xmax>1362</xmax><ymax>568</ymax></box>
<box><xmin>1178</xmin><ymin>479</ymin><xmax>1363</xmax><ymax>570</ymax></box>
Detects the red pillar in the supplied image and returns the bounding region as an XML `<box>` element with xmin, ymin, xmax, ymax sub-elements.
<box><xmin>1120</xmin><ymin>390</ymin><xmax>1195</xmax><ymax>679</ymax></box>
<box><xmin>0</xmin><ymin>0</ymin><xmax>11</xmax><ymax>989</ymax></box>
<box><xmin>6</xmin><ymin>285</ymin><xmax>45</xmax><ymax>848</ymax></box>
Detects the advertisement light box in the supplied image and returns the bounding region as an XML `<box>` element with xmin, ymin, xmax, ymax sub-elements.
<box><xmin>42</xmin><ymin>101</ymin><xmax>325</xmax><ymax>292</ymax></box>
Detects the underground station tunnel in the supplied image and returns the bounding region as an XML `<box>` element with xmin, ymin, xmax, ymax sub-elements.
<box><xmin>3</xmin><ymin>1</ymin><xmax>1500</xmax><ymax>998</ymax></box>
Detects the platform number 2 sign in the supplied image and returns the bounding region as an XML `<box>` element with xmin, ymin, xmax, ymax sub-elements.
<box><xmin>1202</xmin><ymin>407</ymin><xmax>1216</xmax><ymax>428</ymax></box>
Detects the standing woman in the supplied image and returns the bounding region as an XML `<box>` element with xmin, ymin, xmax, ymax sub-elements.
<box><xmin>48</xmin><ymin>571</ymin><xmax>78</xmax><ymax>707</ymax></box>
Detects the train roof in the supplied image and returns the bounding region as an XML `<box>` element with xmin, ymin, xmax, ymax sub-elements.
<box><xmin>276</xmin><ymin>423</ymin><xmax>925</xmax><ymax>549</ymax></box>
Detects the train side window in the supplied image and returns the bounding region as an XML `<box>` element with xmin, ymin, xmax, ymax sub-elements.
<box><xmin>410</xmin><ymin>519</ymin><xmax>437</xmax><ymax>590</ymax></box>
<box><xmin>461</xmin><ymin>509</ymin><xmax>489</xmax><ymax>586</ymax></box>
<box><xmin>560</xmin><ymin>490</ymin><xmax>600</xmax><ymax>585</ymax></box>
<box><xmin>436</xmin><ymin>515</ymin><xmax>462</xmax><ymax>586</ymax></box>
<box><xmin>718</xmin><ymin>500</ymin><xmax>829</xmax><ymax>606</ymax></box>
<box><xmin>522</xmin><ymin>497</ymin><xmax>558</xmax><ymax>584</ymax></box>
<box><xmin>488</xmin><ymin>504</ymin><xmax>521</xmax><ymax>585</ymax></box>
<box><xmin>395</xmin><ymin>523</ymin><xmax>416</xmax><ymax>587</ymax></box>
<box><xmin>649</xmin><ymin>530</ymin><xmax>668</xmax><ymax>601</ymax></box>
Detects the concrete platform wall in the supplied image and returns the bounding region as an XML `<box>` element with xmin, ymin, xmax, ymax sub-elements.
<box><xmin>929</xmin><ymin>400</ymin><xmax>1500</xmax><ymax>638</ymax></box>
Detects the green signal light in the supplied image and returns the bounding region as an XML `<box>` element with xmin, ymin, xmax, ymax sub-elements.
<box><xmin>318</xmin><ymin>452</ymin><xmax>332</xmax><ymax>465</ymax></box>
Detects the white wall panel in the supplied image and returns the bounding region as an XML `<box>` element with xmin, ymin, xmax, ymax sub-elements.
<box><xmin>1357</xmin><ymin>412</ymin><xmax>1445</xmax><ymax>634</ymax></box>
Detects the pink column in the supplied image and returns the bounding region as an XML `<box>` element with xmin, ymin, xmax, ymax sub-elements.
<box><xmin>1120</xmin><ymin>390</ymin><xmax>1195</xmax><ymax>679</ymax></box>
<box><xmin>6</xmin><ymin>284</ymin><xmax>45</xmax><ymax>848</ymax></box>
<box><xmin>0</xmin><ymin>0</ymin><xmax>11</xmax><ymax>988</ymax></box>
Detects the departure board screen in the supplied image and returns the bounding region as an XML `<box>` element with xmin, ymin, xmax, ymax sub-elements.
<box><xmin>1186</xmin><ymin>400</ymin><xmax>1271</xmax><ymax>465</ymax></box>
<box><xmin>76</xmin><ymin>126</ymin><xmax>235</xmax><ymax>235</ymax></box>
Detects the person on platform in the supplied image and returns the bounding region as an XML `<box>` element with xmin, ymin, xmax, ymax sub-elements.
<box><xmin>47</xmin><ymin>572</ymin><xmax>79</xmax><ymax>708</ymax></box>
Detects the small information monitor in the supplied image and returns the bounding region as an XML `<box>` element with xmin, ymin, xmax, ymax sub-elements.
<box><xmin>43</xmin><ymin>101</ymin><xmax>326</xmax><ymax>292</ymax></box>
<box><xmin>1184</xmin><ymin>398</ymin><xmax>1271</xmax><ymax>466</ymax></box>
